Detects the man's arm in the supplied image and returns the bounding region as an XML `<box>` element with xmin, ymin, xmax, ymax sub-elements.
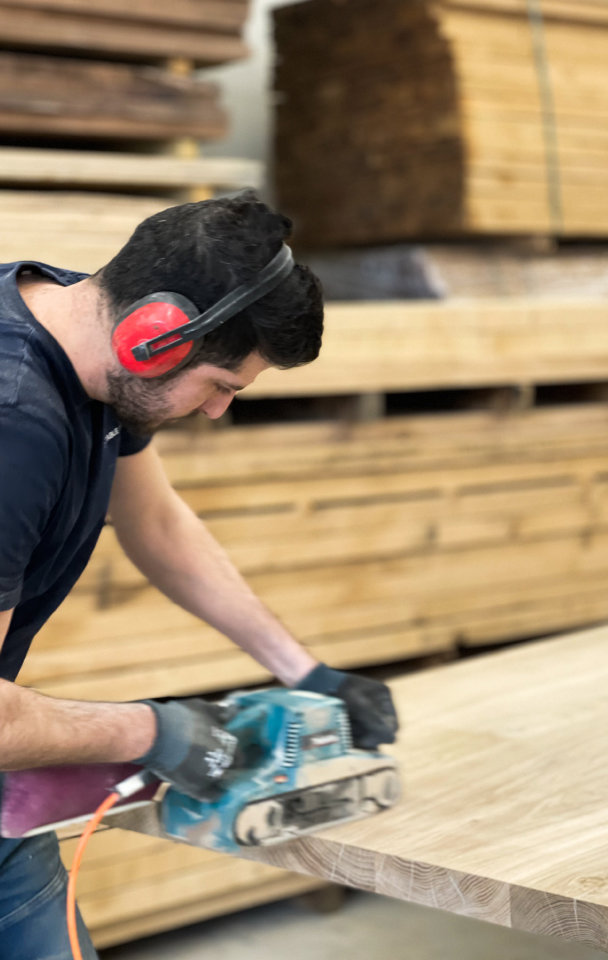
<box><xmin>109</xmin><ymin>444</ymin><xmax>317</xmax><ymax>687</ymax></box>
<box><xmin>0</xmin><ymin>608</ymin><xmax>155</xmax><ymax>769</ymax></box>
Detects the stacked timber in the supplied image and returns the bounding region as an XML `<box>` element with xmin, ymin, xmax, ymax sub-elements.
<box><xmin>20</xmin><ymin>297</ymin><xmax>608</xmax><ymax>703</ymax></box>
<box><xmin>0</xmin><ymin>0</ymin><xmax>260</xmax><ymax>271</ymax></box>
<box><xmin>15</xmin><ymin>294</ymin><xmax>608</xmax><ymax>947</ymax></box>
<box><xmin>273</xmin><ymin>0</ymin><xmax>608</xmax><ymax>245</ymax></box>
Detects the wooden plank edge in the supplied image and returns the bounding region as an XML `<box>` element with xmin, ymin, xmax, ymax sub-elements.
<box><xmin>0</xmin><ymin>148</ymin><xmax>263</xmax><ymax>190</ymax></box>
<box><xmin>240</xmin><ymin>839</ymin><xmax>608</xmax><ymax>952</ymax></box>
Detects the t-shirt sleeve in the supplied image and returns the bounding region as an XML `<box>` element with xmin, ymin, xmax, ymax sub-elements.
<box><xmin>118</xmin><ymin>429</ymin><xmax>151</xmax><ymax>457</ymax></box>
<box><xmin>0</xmin><ymin>408</ymin><xmax>65</xmax><ymax>609</ymax></box>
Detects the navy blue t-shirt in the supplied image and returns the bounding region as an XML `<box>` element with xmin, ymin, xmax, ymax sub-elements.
<box><xmin>0</xmin><ymin>261</ymin><xmax>150</xmax><ymax>681</ymax></box>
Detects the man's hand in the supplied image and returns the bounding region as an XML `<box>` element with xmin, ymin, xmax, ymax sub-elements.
<box><xmin>295</xmin><ymin>663</ymin><xmax>399</xmax><ymax>749</ymax></box>
<box><xmin>135</xmin><ymin>698</ymin><xmax>239</xmax><ymax>800</ymax></box>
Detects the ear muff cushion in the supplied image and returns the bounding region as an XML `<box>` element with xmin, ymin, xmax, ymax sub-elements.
<box><xmin>112</xmin><ymin>302</ymin><xmax>195</xmax><ymax>378</ymax></box>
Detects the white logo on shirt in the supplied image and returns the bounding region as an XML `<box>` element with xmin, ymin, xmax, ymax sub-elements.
<box><xmin>104</xmin><ymin>426</ymin><xmax>121</xmax><ymax>444</ymax></box>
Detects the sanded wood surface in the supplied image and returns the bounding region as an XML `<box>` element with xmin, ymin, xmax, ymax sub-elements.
<box><xmin>117</xmin><ymin>626</ymin><xmax>608</xmax><ymax>952</ymax></box>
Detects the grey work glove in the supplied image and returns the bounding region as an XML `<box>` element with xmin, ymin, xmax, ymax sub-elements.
<box><xmin>135</xmin><ymin>698</ymin><xmax>239</xmax><ymax>801</ymax></box>
<box><xmin>296</xmin><ymin>663</ymin><xmax>399</xmax><ymax>750</ymax></box>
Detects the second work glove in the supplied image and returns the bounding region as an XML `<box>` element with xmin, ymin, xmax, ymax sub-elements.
<box><xmin>135</xmin><ymin>698</ymin><xmax>239</xmax><ymax>801</ymax></box>
<box><xmin>296</xmin><ymin>663</ymin><xmax>399</xmax><ymax>750</ymax></box>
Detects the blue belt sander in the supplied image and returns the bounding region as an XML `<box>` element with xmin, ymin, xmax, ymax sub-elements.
<box><xmin>1</xmin><ymin>689</ymin><xmax>400</xmax><ymax>853</ymax></box>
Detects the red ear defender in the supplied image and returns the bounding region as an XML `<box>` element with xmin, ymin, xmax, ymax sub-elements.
<box><xmin>112</xmin><ymin>294</ymin><xmax>198</xmax><ymax>379</ymax></box>
<box><xmin>111</xmin><ymin>246</ymin><xmax>295</xmax><ymax>380</ymax></box>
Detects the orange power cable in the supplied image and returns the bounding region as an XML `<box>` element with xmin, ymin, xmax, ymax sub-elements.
<box><xmin>66</xmin><ymin>791</ymin><xmax>120</xmax><ymax>960</ymax></box>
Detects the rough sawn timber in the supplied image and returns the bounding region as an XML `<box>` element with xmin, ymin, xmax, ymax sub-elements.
<box><xmin>115</xmin><ymin>626</ymin><xmax>608</xmax><ymax>952</ymax></box>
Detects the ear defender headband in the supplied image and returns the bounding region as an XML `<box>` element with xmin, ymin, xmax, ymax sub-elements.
<box><xmin>111</xmin><ymin>244</ymin><xmax>295</xmax><ymax>379</ymax></box>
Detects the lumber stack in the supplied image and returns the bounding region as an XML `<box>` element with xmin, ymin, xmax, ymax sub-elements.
<box><xmin>19</xmin><ymin>298</ymin><xmax>608</xmax><ymax>702</ymax></box>
<box><xmin>273</xmin><ymin>0</ymin><xmax>608</xmax><ymax>245</ymax></box>
<box><xmin>0</xmin><ymin>0</ymin><xmax>260</xmax><ymax>271</ymax></box>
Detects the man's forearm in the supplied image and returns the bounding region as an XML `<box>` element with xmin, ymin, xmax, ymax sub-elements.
<box><xmin>114</xmin><ymin>494</ymin><xmax>317</xmax><ymax>687</ymax></box>
<box><xmin>0</xmin><ymin>679</ymin><xmax>155</xmax><ymax>770</ymax></box>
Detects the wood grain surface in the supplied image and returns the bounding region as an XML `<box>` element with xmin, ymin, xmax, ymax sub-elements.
<box><xmin>245</xmin><ymin>626</ymin><xmax>608</xmax><ymax>951</ymax></box>
<box><xmin>116</xmin><ymin>626</ymin><xmax>608</xmax><ymax>951</ymax></box>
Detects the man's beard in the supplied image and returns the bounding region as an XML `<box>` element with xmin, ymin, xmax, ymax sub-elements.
<box><xmin>106</xmin><ymin>370</ymin><xmax>176</xmax><ymax>436</ymax></box>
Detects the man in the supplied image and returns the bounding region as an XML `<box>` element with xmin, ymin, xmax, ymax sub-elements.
<box><xmin>0</xmin><ymin>191</ymin><xmax>398</xmax><ymax>958</ymax></box>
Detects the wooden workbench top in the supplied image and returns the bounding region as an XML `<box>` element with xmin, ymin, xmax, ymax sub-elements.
<box><xmin>116</xmin><ymin>625</ymin><xmax>608</xmax><ymax>951</ymax></box>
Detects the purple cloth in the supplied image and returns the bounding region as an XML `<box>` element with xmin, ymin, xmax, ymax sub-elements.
<box><xmin>0</xmin><ymin>763</ymin><xmax>158</xmax><ymax>837</ymax></box>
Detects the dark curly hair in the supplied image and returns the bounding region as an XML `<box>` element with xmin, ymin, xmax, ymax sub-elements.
<box><xmin>96</xmin><ymin>190</ymin><xmax>324</xmax><ymax>377</ymax></box>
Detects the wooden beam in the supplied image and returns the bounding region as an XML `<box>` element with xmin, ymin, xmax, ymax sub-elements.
<box><xmin>0</xmin><ymin>0</ymin><xmax>250</xmax><ymax>31</ymax></box>
<box><xmin>0</xmin><ymin>5</ymin><xmax>248</xmax><ymax>63</ymax></box>
<box><xmin>0</xmin><ymin>191</ymin><xmax>171</xmax><ymax>273</ymax></box>
<box><xmin>0</xmin><ymin>52</ymin><xmax>226</xmax><ymax>141</ymax></box>
<box><xmin>114</xmin><ymin>625</ymin><xmax>608</xmax><ymax>952</ymax></box>
<box><xmin>0</xmin><ymin>147</ymin><xmax>262</xmax><ymax>190</ymax></box>
<box><xmin>244</xmin><ymin>299</ymin><xmax>608</xmax><ymax>397</ymax></box>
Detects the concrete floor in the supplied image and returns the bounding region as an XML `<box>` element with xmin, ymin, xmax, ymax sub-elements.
<box><xmin>100</xmin><ymin>888</ymin><xmax>608</xmax><ymax>960</ymax></box>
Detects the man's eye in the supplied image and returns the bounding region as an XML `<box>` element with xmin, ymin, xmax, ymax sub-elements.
<box><xmin>216</xmin><ymin>384</ymin><xmax>234</xmax><ymax>396</ymax></box>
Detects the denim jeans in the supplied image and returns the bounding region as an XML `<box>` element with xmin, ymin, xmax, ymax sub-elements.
<box><xmin>0</xmin><ymin>831</ymin><xmax>98</xmax><ymax>960</ymax></box>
